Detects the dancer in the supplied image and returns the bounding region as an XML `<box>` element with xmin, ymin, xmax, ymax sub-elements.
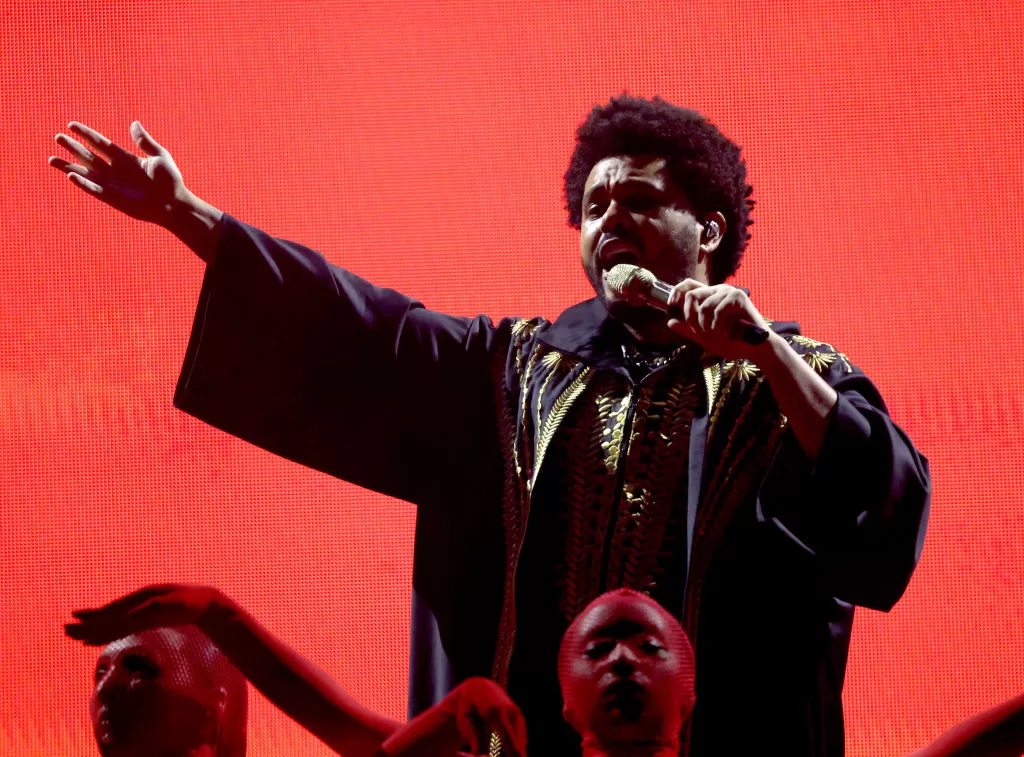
<box><xmin>68</xmin><ymin>584</ymin><xmax>525</xmax><ymax>757</ymax></box>
<box><xmin>89</xmin><ymin>625</ymin><xmax>247</xmax><ymax>757</ymax></box>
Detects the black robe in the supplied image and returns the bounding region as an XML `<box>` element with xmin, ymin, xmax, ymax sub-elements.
<box><xmin>174</xmin><ymin>216</ymin><xmax>931</xmax><ymax>756</ymax></box>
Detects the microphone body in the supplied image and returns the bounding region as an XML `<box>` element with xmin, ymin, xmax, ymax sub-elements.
<box><xmin>606</xmin><ymin>264</ymin><xmax>770</xmax><ymax>346</ymax></box>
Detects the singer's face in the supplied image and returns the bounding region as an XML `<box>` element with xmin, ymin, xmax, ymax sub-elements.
<box><xmin>580</xmin><ymin>155</ymin><xmax>707</xmax><ymax>332</ymax></box>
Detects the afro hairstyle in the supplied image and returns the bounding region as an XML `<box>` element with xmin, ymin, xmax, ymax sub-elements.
<box><xmin>564</xmin><ymin>94</ymin><xmax>754</xmax><ymax>284</ymax></box>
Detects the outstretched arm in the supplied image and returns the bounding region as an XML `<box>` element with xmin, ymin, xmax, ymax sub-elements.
<box><xmin>49</xmin><ymin>121</ymin><xmax>222</xmax><ymax>262</ymax></box>
<box><xmin>66</xmin><ymin>584</ymin><xmax>398</xmax><ymax>757</ymax></box>
<box><xmin>909</xmin><ymin>691</ymin><xmax>1024</xmax><ymax>757</ymax></box>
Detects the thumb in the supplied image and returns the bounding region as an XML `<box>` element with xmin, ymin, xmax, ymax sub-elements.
<box><xmin>131</xmin><ymin>121</ymin><xmax>165</xmax><ymax>156</ymax></box>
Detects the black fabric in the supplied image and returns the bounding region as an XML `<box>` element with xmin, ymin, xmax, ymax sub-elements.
<box><xmin>174</xmin><ymin>216</ymin><xmax>931</xmax><ymax>757</ymax></box>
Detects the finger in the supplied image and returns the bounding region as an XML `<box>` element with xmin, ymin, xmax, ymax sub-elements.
<box><xmin>467</xmin><ymin>712</ymin><xmax>489</xmax><ymax>754</ymax></box>
<box><xmin>68</xmin><ymin>597</ymin><xmax>175</xmax><ymax>644</ymax></box>
<box><xmin>130</xmin><ymin>121</ymin><xmax>166</xmax><ymax>157</ymax></box>
<box><xmin>118</xmin><ymin>596</ymin><xmax>181</xmax><ymax>632</ymax></box>
<box><xmin>508</xmin><ymin>708</ymin><xmax>527</xmax><ymax>757</ymax></box>
<box><xmin>697</xmin><ymin>290</ymin><xmax>730</xmax><ymax>332</ymax></box>
<box><xmin>710</xmin><ymin>292</ymin><xmax>745</xmax><ymax>332</ymax></box>
<box><xmin>68</xmin><ymin>121</ymin><xmax>135</xmax><ymax>163</ymax></box>
<box><xmin>666</xmin><ymin>278</ymin><xmax>703</xmax><ymax>308</ymax></box>
<box><xmin>65</xmin><ymin>622</ymin><xmax>119</xmax><ymax>646</ymax></box>
<box><xmin>68</xmin><ymin>172</ymin><xmax>105</xmax><ymax>194</ymax></box>
<box><xmin>48</xmin><ymin>155</ymin><xmax>91</xmax><ymax>177</ymax></box>
<box><xmin>73</xmin><ymin>585</ymin><xmax>176</xmax><ymax>620</ymax></box>
<box><xmin>666</xmin><ymin>317</ymin><xmax>696</xmax><ymax>340</ymax></box>
<box><xmin>683</xmin><ymin>289</ymin><xmax>705</xmax><ymax>333</ymax></box>
<box><xmin>55</xmin><ymin>133</ymin><xmax>107</xmax><ymax>168</ymax></box>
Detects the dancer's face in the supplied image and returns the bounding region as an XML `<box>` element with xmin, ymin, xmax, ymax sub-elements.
<box><xmin>560</xmin><ymin>593</ymin><xmax>695</xmax><ymax>747</ymax></box>
<box><xmin>91</xmin><ymin>629</ymin><xmax>221</xmax><ymax>757</ymax></box>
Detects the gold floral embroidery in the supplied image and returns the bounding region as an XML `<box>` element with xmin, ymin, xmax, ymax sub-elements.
<box><xmin>535</xmin><ymin>352</ymin><xmax>565</xmax><ymax>432</ymax></box>
<box><xmin>560</xmin><ymin>375</ymin><xmax>626</xmax><ymax>619</ymax></box>
<box><xmin>492</xmin><ymin>322</ymin><xmax>535</xmax><ymax>685</ymax></box>
<box><xmin>788</xmin><ymin>334</ymin><xmax>853</xmax><ymax>373</ymax></box>
<box><xmin>702</xmin><ymin>363</ymin><xmax>721</xmax><ymax>412</ymax></box>
<box><xmin>803</xmin><ymin>349</ymin><xmax>837</xmax><ymax>373</ymax></box>
<box><xmin>532</xmin><ymin>365</ymin><xmax>594</xmax><ymax>491</ymax></box>
<box><xmin>790</xmin><ymin>334</ymin><xmax>822</xmax><ymax>349</ymax></box>
<box><xmin>723</xmin><ymin>359</ymin><xmax>760</xmax><ymax>382</ymax></box>
<box><xmin>606</xmin><ymin>370</ymin><xmax>700</xmax><ymax>593</ymax></box>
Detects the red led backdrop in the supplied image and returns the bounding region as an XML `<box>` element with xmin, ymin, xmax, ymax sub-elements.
<box><xmin>2</xmin><ymin>1</ymin><xmax>1022</xmax><ymax>754</ymax></box>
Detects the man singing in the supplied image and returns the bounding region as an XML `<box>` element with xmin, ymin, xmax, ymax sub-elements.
<box><xmin>50</xmin><ymin>94</ymin><xmax>930</xmax><ymax>755</ymax></box>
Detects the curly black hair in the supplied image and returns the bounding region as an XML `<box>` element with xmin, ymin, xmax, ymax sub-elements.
<box><xmin>564</xmin><ymin>95</ymin><xmax>754</xmax><ymax>284</ymax></box>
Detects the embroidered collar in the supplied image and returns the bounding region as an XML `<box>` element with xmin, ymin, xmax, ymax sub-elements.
<box><xmin>535</xmin><ymin>298</ymin><xmax>698</xmax><ymax>376</ymax></box>
<box><xmin>533</xmin><ymin>296</ymin><xmax>800</xmax><ymax>375</ymax></box>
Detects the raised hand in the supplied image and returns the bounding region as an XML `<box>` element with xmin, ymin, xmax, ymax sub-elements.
<box><xmin>49</xmin><ymin>121</ymin><xmax>223</xmax><ymax>261</ymax></box>
<box><xmin>65</xmin><ymin>584</ymin><xmax>224</xmax><ymax>646</ymax></box>
<box><xmin>49</xmin><ymin>121</ymin><xmax>189</xmax><ymax>225</ymax></box>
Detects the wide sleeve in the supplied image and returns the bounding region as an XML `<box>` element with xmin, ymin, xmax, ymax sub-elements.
<box><xmin>755</xmin><ymin>344</ymin><xmax>931</xmax><ymax>611</ymax></box>
<box><xmin>174</xmin><ymin>215</ymin><xmax>510</xmax><ymax>508</ymax></box>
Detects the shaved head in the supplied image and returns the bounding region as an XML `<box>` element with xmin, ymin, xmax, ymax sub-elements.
<box><xmin>91</xmin><ymin>626</ymin><xmax>247</xmax><ymax>757</ymax></box>
<box><xmin>558</xmin><ymin>590</ymin><xmax>695</xmax><ymax>753</ymax></box>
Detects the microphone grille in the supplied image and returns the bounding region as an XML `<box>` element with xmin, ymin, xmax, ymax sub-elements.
<box><xmin>606</xmin><ymin>263</ymin><xmax>655</xmax><ymax>303</ymax></box>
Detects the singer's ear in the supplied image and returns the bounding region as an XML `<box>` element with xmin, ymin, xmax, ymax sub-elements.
<box><xmin>699</xmin><ymin>211</ymin><xmax>727</xmax><ymax>257</ymax></box>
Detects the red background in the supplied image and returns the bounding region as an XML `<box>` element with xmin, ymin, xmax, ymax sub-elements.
<box><xmin>2</xmin><ymin>1</ymin><xmax>1023</xmax><ymax>754</ymax></box>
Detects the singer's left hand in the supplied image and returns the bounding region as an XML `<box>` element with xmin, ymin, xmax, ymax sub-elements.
<box><xmin>666</xmin><ymin>280</ymin><xmax>769</xmax><ymax>360</ymax></box>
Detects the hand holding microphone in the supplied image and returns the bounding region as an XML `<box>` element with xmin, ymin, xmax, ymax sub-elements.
<box><xmin>605</xmin><ymin>263</ymin><xmax>771</xmax><ymax>357</ymax></box>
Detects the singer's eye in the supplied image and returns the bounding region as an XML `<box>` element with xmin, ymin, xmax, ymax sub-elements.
<box><xmin>586</xmin><ymin>202</ymin><xmax>605</xmax><ymax>218</ymax></box>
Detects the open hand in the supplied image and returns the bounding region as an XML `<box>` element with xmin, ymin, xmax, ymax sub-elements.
<box><xmin>65</xmin><ymin>583</ymin><xmax>224</xmax><ymax>646</ymax></box>
<box><xmin>49</xmin><ymin>121</ymin><xmax>187</xmax><ymax>226</ymax></box>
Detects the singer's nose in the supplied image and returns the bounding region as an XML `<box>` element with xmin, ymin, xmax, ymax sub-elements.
<box><xmin>600</xmin><ymin>198</ymin><xmax>637</xmax><ymax>236</ymax></box>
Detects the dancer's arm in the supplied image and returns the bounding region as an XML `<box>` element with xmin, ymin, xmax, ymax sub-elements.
<box><xmin>66</xmin><ymin>584</ymin><xmax>397</xmax><ymax>757</ymax></box>
<box><xmin>909</xmin><ymin>691</ymin><xmax>1024</xmax><ymax>757</ymax></box>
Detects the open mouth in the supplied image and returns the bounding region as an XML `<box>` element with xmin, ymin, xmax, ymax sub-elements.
<box><xmin>598</xmin><ymin>238</ymin><xmax>643</xmax><ymax>271</ymax></box>
<box><xmin>602</xmin><ymin>679</ymin><xmax>647</xmax><ymax>720</ymax></box>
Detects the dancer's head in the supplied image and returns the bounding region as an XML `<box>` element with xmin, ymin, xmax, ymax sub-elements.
<box><xmin>558</xmin><ymin>589</ymin><xmax>696</xmax><ymax>753</ymax></box>
<box><xmin>90</xmin><ymin>626</ymin><xmax>247</xmax><ymax>757</ymax></box>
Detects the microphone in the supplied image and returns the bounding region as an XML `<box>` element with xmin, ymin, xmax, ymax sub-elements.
<box><xmin>605</xmin><ymin>264</ymin><xmax>770</xmax><ymax>346</ymax></box>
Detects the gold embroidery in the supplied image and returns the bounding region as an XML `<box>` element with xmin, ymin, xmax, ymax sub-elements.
<box><xmin>789</xmin><ymin>334</ymin><xmax>822</xmax><ymax>349</ymax></box>
<box><xmin>516</xmin><ymin>344</ymin><xmax>543</xmax><ymax>480</ymax></box>
<box><xmin>535</xmin><ymin>352</ymin><xmax>564</xmax><ymax>429</ymax></box>
<box><xmin>788</xmin><ymin>334</ymin><xmax>853</xmax><ymax>373</ymax></box>
<box><xmin>491</xmin><ymin>319</ymin><xmax>539</xmax><ymax>686</ymax></box>
<box><xmin>723</xmin><ymin>359</ymin><xmax>760</xmax><ymax>382</ymax></box>
<box><xmin>703</xmin><ymin>363</ymin><xmax>721</xmax><ymax>412</ymax></box>
<box><xmin>559</xmin><ymin>375</ymin><xmax>627</xmax><ymax>619</ymax></box>
<box><xmin>600</xmin><ymin>392</ymin><xmax>631</xmax><ymax>475</ymax></box>
<box><xmin>489</xmin><ymin>733</ymin><xmax>503</xmax><ymax>757</ymax></box>
<box><xmin>606</xmin><ymin>369</ymin><xmax>700</xmax><ymax>593</ymax></box>
<box><xmin>532</xmin><ymin>365</ymin><xmax>594</xmax><ymax>490</ymax></box>
<box><xmin>802</xmin><ymin>349</ymin><xmax>837</xmax><ymax>373</ymax></box>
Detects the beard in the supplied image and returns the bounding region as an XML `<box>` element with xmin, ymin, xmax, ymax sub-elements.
<box><xmin>586</xmin><ymin>265</ymin><xmax>676</xmax><ymax>340</ymax></box>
